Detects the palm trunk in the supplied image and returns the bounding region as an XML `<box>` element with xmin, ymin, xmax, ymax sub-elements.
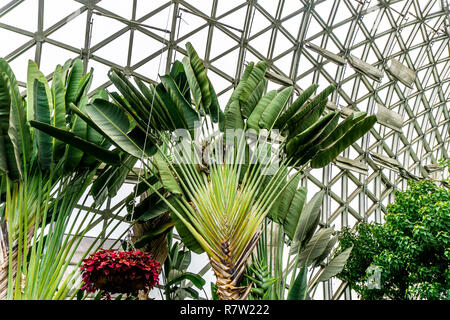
<box><xmin>0</xmin><ymin>224</ymin><xmax>35</xmax><ymax>300</ymax></box>
<box><xmin>211</xmin><ymin>232</ymin><xmax>261</xmax><ymax>300</ymax></box>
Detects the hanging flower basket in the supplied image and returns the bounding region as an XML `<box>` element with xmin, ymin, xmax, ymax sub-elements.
<box><xmin>80</xmin><ymin>249</ymin><xmax>161</xmax><ymax>299</ymax></box>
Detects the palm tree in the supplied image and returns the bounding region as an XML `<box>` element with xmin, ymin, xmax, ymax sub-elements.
<box><xmin>32</xmin><ymin>43</ymin><xmax>376</xmax><ymax>300</ymax></box>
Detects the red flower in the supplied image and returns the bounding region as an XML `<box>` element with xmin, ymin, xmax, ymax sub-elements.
<box><xmin>79</xmin><ymin>249</ymin><xmax>161</xmax><ymax>299</ymax></box>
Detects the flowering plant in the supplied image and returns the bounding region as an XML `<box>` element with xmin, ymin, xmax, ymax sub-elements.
<box><xmin>80</xmin><ymin>249</ymin><xmax>161</xmax><ymax>299</ymax></box>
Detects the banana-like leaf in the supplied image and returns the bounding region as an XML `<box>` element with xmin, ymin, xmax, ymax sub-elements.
<box><xmin>283</xmin><ymin>187</ymin><xmax>307</xmax><ymax>240</ymax></box>
<box><xmin>259</xmin><ymin>86</ymin><xmax>293</xmax><ymax>130</ymax></box>
<box><xmin>275</xmin><ymin>84</ymin><xmax>318</xmax><ymax>128</ymax></box>
<box><xmin>312</xmin><ymin>235</ymin><xmax>338</xmax><ymax>268</ymax></box>
<box><xmin>224</xmin><ymin>100</ymin><xmax>244</xmax><ymax>130</ymax></box>
<box><xmin>286</xmin><ymin>112</ymin><xmax>337</xmax><ymax>156</ymax></box>
<box><xmin>0</xmin><ymin>69</ymin><xmax>19</xmax><ymax>179</ymax></box>
<box><xmin>29</xmin><ymin>120</ymin><xmax>121</xmax><ymax>165</ymax></box>
<box><xmin>311</xmin><ymin>115</ymin><xmax>377</xmax><ymax>168</ymax></box>
<box><xmin>287</xmin><ymin>266</ymin><xmax>308</xmax><ymax>300</ymax></box>
<box><xmin>184</xmin><ymin>42</ymin><xmax>211</xmax><ymax>110</ymax></box>
<box><xmin>137</xmin><ymin>198</ymin><xmax>168</xmax><ymax>222</ymax></box>
<box><xmin>166</xmin><ymin>271</ymin><xmax>206</xmax><ymax>290</ymax></box>
<box><xmin>316</xmin><ymin>246</ymin><xmax>353</xmax><ymax>283</ymax></box>
<box><xmin>226</xmin><ymin>62</ymin><xmax>254</xmax><ymax>111</ymax></box>
<box><xmin>153</xmin><ymin>152</ymin><xmax>182</xmax><ymax>195</ymax></box>
<box><xmin>108</xmin><ymin>70</ymin><xmax>153</xmax><ymax>131</ymax></box>
<box><xmin>208</xmin><ymin>78</ymin><xmax>224</xmax><ymax>128</ymax></box>
<box><xmin>240</xmin><ymin>61</ymin><xmax>269</xmax><ymax>118</ymax></box>
<box><xmin>2</xmin><ymin>65</ymin><xmax>32</xmax><ymax>179</ymax></box>
<box><xmin>26</xmin><ymin>60</ymin><xmax>53</xmax><ymax>122</ymax></box>
<box><xmin>51</xmin><ymin>65</ymin><xmax>67</xmax><ymax>158</ymax></box>
<box><xmin>297</xmin><ymin>227</ymin><xmax>334</xmax><ymax>267</ymax></box>
<box><xmin>90</xmin><ymin>156</ymin><xmax>137</xmax><ymax>206</ymax></box>
<box><xmin>134</xmin><ymin>219</ymin><xmax>175</xmax><ymax>248</ymax></box>
<box><xmin>65</xmin><ymin>59</ymin><xmax>84</xmax><ymax>107</ymax></box>
<box><xmin>247</xmin><ymin>90</ymin><xmax>277</xmax><ymax>130</ymax></box>
<box><xmin>175</xmin><ymin>249</ymin><xmax>191</xmax><ymax>271</ymax></box>
<box><xmin>310</xmin><ymin>111</ymin><xmax>367</xmax><ymax>153</ymax></box>
<box><xmin>65</xmin><ymin>95</ymin><xmax>87</xmax><ymax>171</ymax></box>
<box><xmin>288</xmin><ymin>98</ymin><xmax>328</xmax><ymax>138</ymax></box>
<box><xmin>290</xmin><ymin>190</ymin><xmax>324</xmax><ymax>254</ymax></box>
<box><xmin>32</xmin><ymin>79</ymin><xmax>52</xmax><ymax>170</ymax></box>
<box><xmin>286</xmin><ymin>84</ymin><xmax>334</xmax><ymax>131</ymax></box>
<box><xmin>85</xmin><ymin>99</ymin><xmax>151</xmax><ymax>158</ymax></box>
<box><xmin>161</xmin><ymin>74</ymin><xmax>200</xmax><ymax>130</ymax></box>
<box><xmin>155</xmin><ymin>82</ymin><xmax>189</xmax><ymax>130</ymax></box>
<box><xmin>267</xmin><ymin>174</ymin><xmax>301</xmax><ymax>224</ymax></box>
<box><xmin>73</xmin><ymin>71</ymin><xmax>93</xmax><ymax>105</ymax></box>
<box><xmin>296</xmin><ymin>112</ymin><xmax>342</xmax><ymax>165</ymax></box>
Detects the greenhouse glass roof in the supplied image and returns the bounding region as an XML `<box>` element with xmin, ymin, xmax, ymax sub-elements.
<box><xmin>0</xmin><ymin>0</ymin><xmax>448</xmax><ymax>299</ymax></box>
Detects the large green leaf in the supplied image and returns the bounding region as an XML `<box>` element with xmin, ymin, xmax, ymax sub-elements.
<box><xmin>155</xmin><ymin>82</ymin><xmax>188</xmax><ymax>130</ymax></box>
<box><xmin>73</xmin><ymin>71</ymin><xmax>93</xmax><ymax>105</ymax></box>
<box><xmin>259</xmin><ymin>86</ymin><xmax>293</xmax><ymax>130</ymax></box>
<box><xmin>153</xmin><ymin>152</ymin><xmax>182</xmax><ymax>195</ymax></box>
<box><xmin>283</xmin><ymin>187</ymin><xmax>307</xmax><ymax>240</ymax></box>
<box><xmin>275</xmin><ymin>84</ymin><xmax>318</xmax><ymax>128</ymax></box>
<box><xmin>310</xmin><ymin>111</ymin><xmax>367</xmax><ymax>152</ymax></box>
<box><xmin>137</xmin><ymin>198</ymin><xmax>168</xmax><ymax>222</ymax></box>
<box><xmin>2</xmin><ymin>66</ymin><xmax>32</xmax><ymax>179</ymax></box>
<box><xmin>312</xmin><ymin>235</ymin><xmax>338</xmax><ymax>268</ymax></box>
<box><xmin>29</xmin><ymin>120</ymin><xmax>121</xmax><ymax>166</ymax></box>
<box><xmin>297</xmin><ymin>227</ymin><xmax>334</xmax><ymax>267</ymax></box>
<box><xmin>108</xmin><ymin>70</ymin><xmax>153</xmax><ymax>132</ymax></box>
<box><xmin>226</xmin><ymin>62</ymin><xmax>254</xmax><ymax>111</ymax></box>
<box><xmin>286</xmin><ymin>84</ymin><xmax>334</xmax><ymax>132</ymax></box>
<box><xmin>26</xmin><ymin>60</ymin><xmax>53</xmax><ymax>122</ymax></box>
<box><xmin>311</xmin><ymin>115</ymin><xmax>377</xmax><ymax>168</ymax></box>
<box><xmin>90</xmin><ymin>155</ymin><xmax>138</xmax><ymax>206</ymax></box>
<box><xmin>65</xmin><ymin>59</ymin><xmax>84</xmax><ymax>107</ymax></box>
<box><xmin>287</xmin><ymin>266</ymin><xmax>308</xmax><ymax>300</ymax></box>
<box><xmin>32</xmin><ymin>79</ymin><xmax>52</xmax><ymax>170</ymax></box>
<box><xmin>268</xmin><ymin>174</ymin><xmax>301</xmax><ymax>224</ymax></box>
<box><xmin>290</xmin><ymin>190</ymin><xmax>324</xmax><ymax>254</ymax></box>
<box><xmin>184</xmin><ymin>42</ymin><xmax>211</xmax><ymax>110</ymax></box>
<box><xmin>247</xmin><ymin>90</ymin><xmax>277</xmax><ymax>130</ymax></box>
<box><xmin>65</xmin><ymin>96</ymin><xmax>88</xmax><ymax>171</ymax></box>
<box><xmin>134</xmin><ymin>219</ymin><xmax>175</xmax><ymax>248</ymax></box>
<box><xmin>161</xmin><ymin>74</ymin><xmax>200</xmax><ymax>130</ymax></box>
<box><xmin>166</xmin><ymin>271</ymin><xmax>206</xmax><ymax>290</ymax></box>
<box><xmin>295</xmin><ymin>112</ymin><xmax>341</xmax><ymax>165</ymax></box>
<box><xmin>240</xmin><ymin>61</ymin><xmax>268</xmax><ymax>118</ymax></box>
<box><xmin>286</xmin><ymin>112</ymin><xmax>337</xmax><ymax>156</ymax></box>
<box><xmin>288</xmin><ymin>98</ymin><xmax>328</xmax><ymax>138</ymax></box>
<box><xmin>51</xmin><ymin>65</ymin><xmax>67</xmax><ymax>158</ymax></box>
<box><xmin>85</xmin><ymin>99</ymin><xmax>151</xmax><ymax>158</ymax></box>
<box><xmin>0</xmin><ymin>68</ymin><xmax>18</xmax><ymax>179</ymax></box>
<box><xmin>316</xmin><ymin>246</ymin><xmax>353</xmax><ymax>283</ymax></box>
<box><xmin>207</xmin><ymin>78</ymin><xmax>224</xmax><ymax>128</ymax></box>
<box><xmin>224</xmin><ymin>100</ymin><xmax>244</xmax><ymax>130</ymax></box>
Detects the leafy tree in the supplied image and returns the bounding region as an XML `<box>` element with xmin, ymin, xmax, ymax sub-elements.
<box><xmin>336</xmin><ymin>180</ymin><xmax>450</xmax><ymax>300</ymax></box>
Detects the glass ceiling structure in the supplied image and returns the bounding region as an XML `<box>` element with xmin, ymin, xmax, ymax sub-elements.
<box><xmin>0</xmin><ymin>0</ymin><xmax>448</xmax><ymax>300</ymax></box>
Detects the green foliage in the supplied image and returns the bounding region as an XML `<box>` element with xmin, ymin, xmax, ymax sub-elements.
<box><xmin>336</xmin><ymin>180</ymin><xmax>450</xmax><ymax>300</ymax></box>
<box><xmin>245</xmin><ymin>189</ymin><xmax>352</xmax><ymax>300</ymax></box>
<box><xmin>0</xmin><ymin>58</ymin><xmax>124</xmax><ymax>300</ymax></box>
<box><xmin>161</xmin><ymin>232</ymin><xmax>206</xmax><ymax>300</ymax></box>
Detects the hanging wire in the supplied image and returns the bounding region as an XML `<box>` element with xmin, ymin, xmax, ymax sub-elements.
<box><xmin>126</xmin><ymin>4</ymin><xmax>174</xmax><ymax>251</ymax></box>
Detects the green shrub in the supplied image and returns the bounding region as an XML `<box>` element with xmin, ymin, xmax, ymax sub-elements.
<box><xmin>336</xmin><ymin>180</ymin><xmax>449</xmax><ymax>300</ymax></box>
